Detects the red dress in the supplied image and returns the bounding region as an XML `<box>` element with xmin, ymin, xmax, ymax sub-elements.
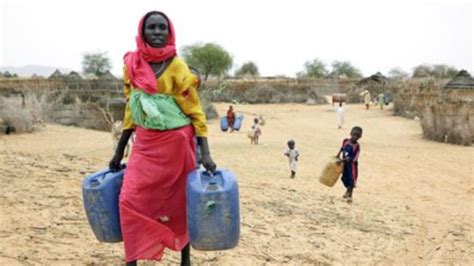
<box><xmin>227</xmin><ymin>110</ymin><xmax>235</xmax><ymax>127</ymax></box>
<box><xmin>119</xmin><ymin>125</ymin><xmax>196</xmax><ymax>261</ymax></box>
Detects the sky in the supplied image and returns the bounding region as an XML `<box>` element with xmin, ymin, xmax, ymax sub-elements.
<box><xmin>0</xmin><ymin>0</ymin><xmax>472</xmax><ymax>77</ymax></box>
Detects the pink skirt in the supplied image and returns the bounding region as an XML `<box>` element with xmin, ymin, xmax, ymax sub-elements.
<box><xmin>119</xmin><ymin>125</ymin><xmax>196</xmax><ymax>262</ymax></box>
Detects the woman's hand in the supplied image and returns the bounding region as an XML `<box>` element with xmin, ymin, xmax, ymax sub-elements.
<box><xmin>201</xmin><ymin>154</ymin><xmax>217</xmax><ymax>173</ymax></box>
<box><xmin>109</xmin><ymin>153</ymin><xmax>124</xmax><ymax>172</ymax></box>
<box><xmin>197</xmin><ymin>136</ymin><xmax>217</xmax><ymax>173</ymax></box>
<box><xmin>109</xmin><ymin>129</ymin><xmax>133</xmax><ymax>172</ymax></box>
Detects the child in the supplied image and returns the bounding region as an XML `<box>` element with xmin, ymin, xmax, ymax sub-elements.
<box><xmin>249</xmin><ymin>118</ymin><xmax>262</xmax><ymax>144</ymax></box>
<box><xmin>336</xmin><ymin>126</ymin><xmax>362</xmax><ymax>203</ymax></box>
<box><xmin>336</xmin><ymin>102</ymin><xmax>345</xmax><ymax>129</ymax></box>
<box><xmin>284</xmin><ymin>139</ymin><xmax>300</xmax><ymax>178</ymax></box>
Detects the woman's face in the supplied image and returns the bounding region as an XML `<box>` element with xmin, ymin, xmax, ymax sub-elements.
<box><xmin>143</xmin><ymin>14</ymin><xmax>169</xmax><ymax>48</ymax></box>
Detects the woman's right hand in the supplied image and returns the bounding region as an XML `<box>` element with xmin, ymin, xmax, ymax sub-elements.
<box><xmin>109</xmin><ymin>153</ymin><xmax>124</xmax><ymax>172</ymax></box>
<box><xmin>109</xmin><ymin>128</ymin><xmax>133</xmax><ymax>172</ymax></box>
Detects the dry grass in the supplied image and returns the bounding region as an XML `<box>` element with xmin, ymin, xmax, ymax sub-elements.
<box><xmin>199</xmin><ymin>90</ymin><xmax>218</xmax><ymax>120</ymax></box>
<box><xmin>203</xmin><ymin>81</ymin><xmax>327</xmax><ymax>104</ymax></box>
<box><xmin>0</xmin><ymin>94</ymin><xmax>49</xmax><ymax>134</ymax></box>
<box><xmin>393</xmin><ymin>78</ymin><xmax>448</xmax><ymax>118</ymax></box>
<box><xmin>421</xmin><ymin>96</ymin><xmax>473</xmax><ymax>146</ymax></box>
<box><xmin>392</xmin><ymin>78</ymin><xmax>473</xmax><ymax>146</ymax></box>
<box><xmin>0</xmin><ymin>98</ymin><xmax>35</xmax><ymax>133</ymax></box>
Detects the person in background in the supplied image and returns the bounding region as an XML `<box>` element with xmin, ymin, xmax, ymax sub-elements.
<box><xmin>336</xmin><ymin>102</ymin><xmax>345</xmax><ymax>129</ymax></box>
<box><xmin>248</xmin><ymin>117</ymin><xmax>262</xmax><ymax>144</ymax></box>
<box><xmin>284</xmin><ymin>139</ymin><xmax>300</xmax><ymax>178</ymax></box>
<box><xmin>363</xmin><ymin>90</ymin><xmax>371</xmax><ymax>110</ymax></box>
<box><xmin>227</xmin><ymin>105</ymin><xmax>235</xmax><ymax>132</ymax></box>
<box><xmin>384</xmin><ymin>91</ymin><xmax>392</xmax><ymax>105</ymax></box>
<box><xmin>378</xmin><ymin>93</ymin><xmax>385</xmax><ymax>110</ymax></box>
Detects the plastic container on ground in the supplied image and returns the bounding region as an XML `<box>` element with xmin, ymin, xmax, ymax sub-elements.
<box><xmin>220</xmin><ymin>117</ymin><xmax>228</xmax><ymax>132</ymax></box>
<box><xmin>232</xmin><ymin>115</ymin><xmax>244</xmax><ymax>131</ymax></box>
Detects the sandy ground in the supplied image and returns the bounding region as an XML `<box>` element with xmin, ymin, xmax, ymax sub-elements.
<box><xmin>1</xmin><ymin>102</ymin><xmax>473</xmax><ymax>265</ymax></box>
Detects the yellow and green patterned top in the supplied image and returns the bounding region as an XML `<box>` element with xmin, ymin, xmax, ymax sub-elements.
<box><xmin>122</xmin><ymin>57</ymin><xmax>207</xmax><ymax>137</ymax></box>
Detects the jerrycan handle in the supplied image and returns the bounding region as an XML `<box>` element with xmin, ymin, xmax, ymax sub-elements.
<box><xmin>204</xmin><ymin>170</ymin><xmax>220</xmax><ymax>191</ymax></box>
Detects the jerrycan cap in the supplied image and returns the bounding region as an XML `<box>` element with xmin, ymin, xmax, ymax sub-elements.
<box><xmin>206</xmin><ymin>200</ymin><xmax>217</xmax><ymax>213</ymax></box>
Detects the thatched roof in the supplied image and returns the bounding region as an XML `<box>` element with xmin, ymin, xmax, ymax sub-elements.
<box><xmin>99</xmin><ymin>70</ymin><xmax>117</xmax><ymax>80</ymax></box>
<box><xmin>67</xmin><ymin>71</ymin><xmax>83</xmax><ymax>80</ymax></box>
<box><xmin>3</xmin><ymin>71</ymin><xmax>13</xmax><ymax>78</ymax></box>
<box><xmin>31</xmin><ymin>73</ymin><xmax>44</xmax><ymax>78</ymax></box>
<box><xmin>445</xmin><ymin>70</ymin><xmax>474</xmax><ymax>89</ymax></box>
<box><xmin>49</xmin><ymin>69</ymin><xmax>64</xmax><ymax>79</ymax></box>
<box><xmin>358</xmin><ymin>72</ymin><xmax>388</xmax><ymax>85</ymax></box>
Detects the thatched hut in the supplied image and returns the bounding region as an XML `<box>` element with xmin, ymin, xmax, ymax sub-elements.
<box><xmin>421</xmin><ymin>70</ymin><xmax>474</xmax><ymax>145</ymax></box>
<box><xmin>99</xmin><ymin>70</ymin><xmax>117</xmax><ymax>80</ymax></box>
<box><xmin>359</xmin><ymin>72</ymin><xmax>388</xmax><ymax>85</ymax></box>
<box><xmin>348</xmin><ymin>72</ymin><xmax>389</xmax><ymax>103</ymax></box>
<box><xmin>3</xmin><ymin>71</ymin><xmax>13</xmax><ymax>78</ymax></box>
<box><xmin>31</xmin><ymin>73</ymin><xmax>45</xmax><ymax>79</ymax></box>
<box><xmin>444</xmin><ymin>70</ymin><xmax>474</xmax><ymax>90</ymax></box>
<box><xmin>67</xmin><ymin>71</ymin><xmax>83</xmax><ymax>80</ymax></box>
<box><xmin>49</xmin><ymin>69</ymin><xmax>64</xmax><ymax>79</ymax></box>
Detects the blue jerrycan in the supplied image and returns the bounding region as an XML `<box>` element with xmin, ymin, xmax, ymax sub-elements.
<box><xmin>82</xmin><ymin>166</ymin><xmax>125</xmax><ymax>243</ymax></box>
<box><xmin>220</xmin><ymin>117</ymin><xmax>229</xmax><ymax>132</ymax></box>
<box><xmin>187</xmin><ymin>169</ymin><xmax>240</xmax><ymax>250</ymax></box>
<box><xmin>232</xmin><ymin>115</ymin><xmax>244</xmax><ymax>131</ymax></box>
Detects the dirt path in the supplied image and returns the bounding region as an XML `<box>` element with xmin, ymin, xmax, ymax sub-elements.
<box><xmin>0</xmin><ymin>103</ymin><xmax>472</xmax><ymax>265</ymax></box>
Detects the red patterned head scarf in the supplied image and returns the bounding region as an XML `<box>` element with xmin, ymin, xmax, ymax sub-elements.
<box><xmin>124</xmin><ymin>11</ymin><xmax>177</xmax><ymax>94</ymax></box>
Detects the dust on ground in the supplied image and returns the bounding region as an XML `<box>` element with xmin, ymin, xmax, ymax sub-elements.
<box><xmin>1</xmin><ymin>103</ymin><xmax>473</xmax><ymax>265</ymax></box>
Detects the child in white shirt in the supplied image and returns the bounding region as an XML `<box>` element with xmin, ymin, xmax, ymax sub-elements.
<box><xmin>336</xmin><ymin>102</ymin><xmax>345</xmax><ymax>129</ymax></box>
<box><xmin>284</xmin><ymin>139</ymin><xmax>300</xmax><ymax>178</ymax></box>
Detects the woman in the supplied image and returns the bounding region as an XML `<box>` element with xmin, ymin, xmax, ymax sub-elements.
<box><xmin>109</xmin><ymin>11</ymin><xmax>216</xmax><ymax>266</ymax></box>
<box><xmin>226</xmin><ymin>105</ymin><xmax>235</xmax><ymax>132</ymax></box>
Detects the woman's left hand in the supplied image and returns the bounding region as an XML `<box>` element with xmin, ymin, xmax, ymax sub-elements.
<box><xmin>201</xmin><ymin>154</ymin><xmax>216</xmax><ymax>173</ymax></box>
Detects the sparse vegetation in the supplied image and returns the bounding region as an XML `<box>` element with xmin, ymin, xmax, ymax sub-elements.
<box><xmin>82</xmin><ymin>51</ymin><xmax>112</xmax><ymax>77</ymax></box>
<box><xmin>0</xmin><ymin>93</ymin><xmax>48</xmax><ymax>134</ymax></box>
<box><xmin>181</xmin><ymin>42</ymin><xmax>233</xmax><ymax>80</ymax></box>
<box><xmin>330</xmin><ymin>61</ymin><xmax>363</xmax><ymax>79</ymax></box>
<box><xmin>412</xmin><ymin>64</ymin><xmax>458</xmax><ymax>79</ymax></box>
<box><xmin>199</xmin><ymin>89</ymin><xmax>219</xmax><ymax>120</ymax></box>
<box><xmin>388</xmin><ymin>67</ymin><xmax>409</xmax><ymax>80</ymax></box>
<box><xmin>203</xmin><ymin>80</ymin><xmax>326</xmax><ymax>104</ymax></box>
<box><xmin>297</xmin><ymin>58</ymin><xmax>328</xmax><ymax>79</ymax></box>
<box><xmin>235</xmin><ymin>61</ymin><xmax>260</xmax><ymax>77</ymax></box>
